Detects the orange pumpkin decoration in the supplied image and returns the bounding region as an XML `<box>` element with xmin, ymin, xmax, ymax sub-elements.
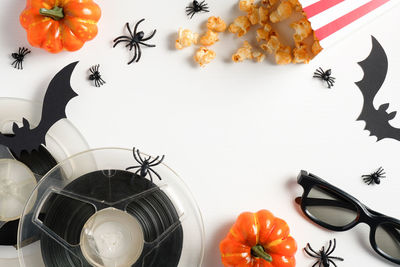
<box><xmin>220</xmin><ymin>210</ymin><xmax>297</xmax><ymax>267</ymax></box>
<box><xmin>20</xmin><ymin>0</ymin><xmax>101</xmax><ymax>53</ymax></box>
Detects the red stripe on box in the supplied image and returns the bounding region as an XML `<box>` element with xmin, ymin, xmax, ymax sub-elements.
<box><xmin>303</xmin><ymin>0</ymin><xmax>345</xmax><ymax>18</ymax></box>
<box><xmin>314</xmin><ymin>0</ymin><xmax>391</xmax><ymax>40</ymax></box>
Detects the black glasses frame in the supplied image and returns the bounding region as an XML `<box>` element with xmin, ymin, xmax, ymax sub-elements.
<box><xmin>296</xmin><ymin>170</ymin><xmax>400</xmax><ymax>265</ymax></box>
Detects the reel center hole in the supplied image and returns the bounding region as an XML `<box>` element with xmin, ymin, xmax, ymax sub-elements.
<box><xmin>80</xmin><ymin>207</ymin><xmax>144</xmax><ymax>267</ymax></box>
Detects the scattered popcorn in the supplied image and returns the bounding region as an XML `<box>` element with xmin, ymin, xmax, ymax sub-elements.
<box><xmin>275</xmin><ymin>45</ymin><xmax>292</xmax><ymax>64</ymax></box>
<box><xmin>232</xmin><ymin>41</ymin><xmax>253</xmax><ymax>62</ymax></box>
<box><xmin>175</xmin><ymin>28</ymin><xmax>198</xmax><ymax>50</ymax></box>
<box><xmin>194</xmin><ymin>47</ymin><xmax>216</xmax><ymax>67</ymax></box>
<box><xmin>176</xmin><ymin>0</ymin><xmax>322</xmax><ymax>66</ymax></box>
<box><xmin>291</xmin><ymin>18</ymin><xmax>312</xmax><ymax>43</ymax></box>
<box><xmin>270</xmin><ymin>0</ymin><xmax>293</xmax><ymax>23</ymax></box>
<box><xmin>200</xmin><ymin>29</ymin><xmax>219</xmax><ymax>46</ymax></box>
<box><xmin>288</xmin><ymin>0</ymin><xmax>303</xmax><ymax>12</ymax></box>
<box><xmin>247</xmin><ymin>5</ymin><xmax>260</xmax><ymax>25</ymax></box>
<box><xmin>252</xmin><ymin>51</ymin><xmax>265</xmax><ymax>62</ymax></box>
<box><xmin>239</xmin><ymin>0</ymin><xmax>255</xmax><ymax>12</ymax></box>
<box><xmin>312</xmin><ymin>33</ymin><xmax>323</xmax><ymax>55</ymax></box>
<box><xmin>229</xmin><ymin>16</ymin><xmax>251</xmax><ymax>37</ymax></box>
<box><xmin>265</xmin><ymin>31</ymin><xmax>281</xmax><ymax>54</ymax></box>
<box><xmin>293</xmin><ymin>42</ymin><xmax>311</xmax><ymax>63</ymax></box>
<box><xmin>256</xmin><ymin>23</ymin><xmax>272</xmax><ymax>42</ymax></box>
<box><xmin>258</xmin><ymin>6</ymin><xmax>269</xmax><ymax>25</ymax></box>
<box><xmin>207</xmin><ymin>16</ymin><xmax>227</xmax><ymax>32</ymax></box>
<box><xmin>267</xmin><ymin>0</ymin><xmax>279</xmax><ymax>6</ymax></box>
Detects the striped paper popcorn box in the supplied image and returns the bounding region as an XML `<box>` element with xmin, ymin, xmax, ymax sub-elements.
<box><xmin>300</xmin><ymin>0</ymin><xmax>400</xmax><ymax>48</ymax></box>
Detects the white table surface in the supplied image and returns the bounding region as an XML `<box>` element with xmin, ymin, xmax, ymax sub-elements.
<box><xmin>1</xmin><ymin>0</ymin><xmax>400</xmax><ymax>266</ymax></box>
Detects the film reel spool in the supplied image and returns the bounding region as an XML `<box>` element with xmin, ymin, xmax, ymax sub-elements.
<box><xmin>0</xmin><ymin>98</ymin><xmax>91</xmax><ymax>264</ymax></box>
<box><xmin>18</xmin><ymin>148</ymin><xmax>205</xmax><ymax>267</ymax></box>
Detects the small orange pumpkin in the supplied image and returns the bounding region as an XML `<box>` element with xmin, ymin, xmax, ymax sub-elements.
<box><xmin>220</xmin><ymin>210</ymin><xmax>297</xmax><ymax>267</ymax></box>
<box><xmin>20</xmin><ymin>0</ymin><xmax>101</xmax><ymax>53</ymax></box>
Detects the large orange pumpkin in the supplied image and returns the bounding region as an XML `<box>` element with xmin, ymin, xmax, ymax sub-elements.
<box><xmin>220</xmin><ymin>210</ymin><xmax>297</xmax><ymax>267</ymax></box>
<box><xmin>20</xmin><ymin>0</ymin><xmax>101</xmax><ymax>53</ymax></box>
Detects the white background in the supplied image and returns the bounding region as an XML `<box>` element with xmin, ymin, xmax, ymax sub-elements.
<box><xmin>1</xmin><ymin>0</ymin><xmax>400</xmax><ymax>266</ymax></box>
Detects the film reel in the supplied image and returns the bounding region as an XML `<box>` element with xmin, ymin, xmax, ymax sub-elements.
<box><xmin>0</xmin><ymin>98</ymin><xmax>91</xmax><ymax>264</ymax></box>
<box><xmin>18</xmin><ymin>148</ymin><xmax>205</xmax><ymax>267</ymax></box>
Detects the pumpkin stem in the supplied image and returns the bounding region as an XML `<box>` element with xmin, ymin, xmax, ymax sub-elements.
<box><xmin>39</xmin><ymin>6</ymin><xmax>64</xmax><ymax>21</ymax></box>
<box><xmin>251</xmin><ymin>245</ymin><xmax>272</xmax><ymax>262</ymax></box>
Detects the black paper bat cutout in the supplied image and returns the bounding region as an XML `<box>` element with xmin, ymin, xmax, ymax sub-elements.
<box><xmin>356</xmin><ymin>36</ymin><xmax>400</xmax><ymax>141</ymax></box>
<box><xmin>0</xmin><ymin>62</ymin><xmax>79</xmax><ymax>156</ymax></box>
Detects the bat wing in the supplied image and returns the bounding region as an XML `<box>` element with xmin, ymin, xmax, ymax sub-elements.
<box><xmin>355</xmin><ymin>36</ymin><xmax>388</xmax><ymax>122</ymax></box>
<box><xmin>33</xmin><ymin>61</ymin><xmax>79</xmax><ymax>138</ymax></box>
<box><xmin>355</xmin><ymin>36</ymin><xmax>400</xmax><ymax>141</ymax></box>
<box><xmin>0</xmin><ymin>62</ymin><xmax>79</xmax><ymax>155</ymax></box>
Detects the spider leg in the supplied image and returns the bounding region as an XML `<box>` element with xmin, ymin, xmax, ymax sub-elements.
<box><xmin>126</xmin><ymin>165</ymin><xmax>141</xmax><ymax>171</ymax></box>
<box><xmin>138</xmin><ymin>41</ymin><xmax>156</xmax><ymax>47</ymax></box>
<box><xmin>11</xmin><ymin>59</ymin><xmax>18</xmax><ymax>68</ymax></box>
<box><xmin>190</xmin><ymin>11</ymin><xmax>196</xmax><ymax>19</ymax></box>
<box><xmin>313</xmin><ymin>74</ymin><xmax>322</xmax><ymax>78</ymax></box>
<box><xmin>23</xmin><ymin>48</ymin><xmax>31</xmax><ymax>56</ymax></box>
<box><xmin>148</xmin><ymin>156</ymin><xmax>160</xmax><ymax>165</ymax></box>
<box><xmin>149</xmin><ymin>168</ymin><xmax>162</xmax><ymax>180</ymax></box>
<box><xmin>149</xmin><ymin>155</ymin><xmax>165</xmax><ymax>166</ymax></box>
<box><xmin>125</xmin><ymin>22</ymin><xmax>134</xmax><ymax>38</ymax></box>
<box><xmin>327</xmin><ymin>239</ymin><xmax>336</xmax><ymax>255</ymax></box>
<box><xmin>186</xmin><ymin>10</ymin><xmax>195</xmax><ymax>17</ymax></box>
<box><xmin>113</xmin><ymin>39</ymin><xmax>130</xmax><ymax>48</ymax></box>
<box><xmin>326</xmin><ymin>81</ymin><xmax>332</xmax><ymax>88</ymax></box>
<box><xmin>363</xmin><ymin>177</ymin><xmax>371</xmax><ymax>183</ymax></box>
<box><xmin>17</xmin><ymin>61</ymin><xmax>22</xmax><ymax>70</ymax></box>
<box><xmin>99</xmin><ymin>77</ymin><xmax>106</xmax><ymax>85</ymax></box>
<box><xmin>325</xmin><ymin>240</ymin><xmax>333</xmax><ymax>255</ymax></box>
<box><xmin>319</xmin><ymin>67</ymin><xmax>324</xmax><ymax>73</ymax></box>
<box><xmin>132</xmin><ymin>148</ymin><xmax>143</xmax><ymax>164</ymax></box>
<box><xmin>141</xmin><ymin>29</ymin><xmax>157</xmax><ymax>41</ymax></box>
<box><xmin>329</xmin><ymin>256</ymin><xmax>344</xmax><ymax>261</ymax></box>
<box><xmin>304</xmin><ymin>245</ymin><xmax>319</xmax><ymax>258</ymax></box>
<box><xmin>136</xmin><ymin>148</ymin><xmax>146</xmax><ymax>163</ymax></box>
<box><xmin>113</xmin><ymin>36</ymin><xmax>131</xmax><ymax>42</ymax></box>
<box><xmin>315</xmin><ymin>69</ymin><xmax>323</xmax><ymax>75</ymax></box>
<box><xmin>134</xmin><ymin>19</ymin><xmax>145</xmax><ymax>35</ymax></box>
<box><xmin>147</xmin><ymin>171</ymin><xmax>154</xmax><ymax>183</ymax></box>
<box><xmin>312</xmin><ymin>261</ymin><xmax>319</xmax><ymax>267</ymax></box>
<box><xmin>136</xmin><ymin>45</ymin><xmax>142</xmax><ymax>62</ymax></box>
<box><xmin>128</xmin><ymin>44</ymin><xmax>138</xmax><ymax>64</ymax></box>
<box><xmin>307</xmin><ymin>244</ymin><xmax>320</xmax><ymax>256</ymax></box>
<box><xmin>329</xmin><ymin>259</ymin><xmax>337</xmax><ymax>267</ymax></box>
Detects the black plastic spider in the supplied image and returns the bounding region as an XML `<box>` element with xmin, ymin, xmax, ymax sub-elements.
<box><xmin>113</xmin><ymin>19</ymin><xmax>156</xmax><ymax>64</ymax></box>
<box><xmin>304</xmin><ymin>239</ymin><xmax>343</xmax><ymax>267</ymax></box>
<box><xmin>126</xmin><ymin>147</ymin><xmax>165</xmax><ymax>183</ymax></box>
<box><xmin>313</xmin><ymin>67</ymin><xmax>335</xmax><ymax>88</ymax></box>
<box><xmin>88</xmin><ymin>64</ymin><xmax>106</xmax><ymax>87</ymax></box>
<box><xmin>186</xmin><ymin>0</ymin><xmax>209</xmax><ymax>19</ymax></box>
<box><xmin>11</xmin><ymin>47</ymin><xmax>31</xmax><ymax>70</ymax></box>
<box><xmin>362</xmin><ymin>167</ymin><xmax>386</xmax><ymax>185</ymax></box>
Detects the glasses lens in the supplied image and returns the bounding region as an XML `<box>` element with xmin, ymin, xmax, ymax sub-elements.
<box><xmin>375</xmin><ymin>222</ymin><xmax>400</xmax><ymax>260</ymax></box>
<box><xmin>304</xmin><ymin>186</ymin><xmax>358</xmax><ymax>227</ymax></box>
